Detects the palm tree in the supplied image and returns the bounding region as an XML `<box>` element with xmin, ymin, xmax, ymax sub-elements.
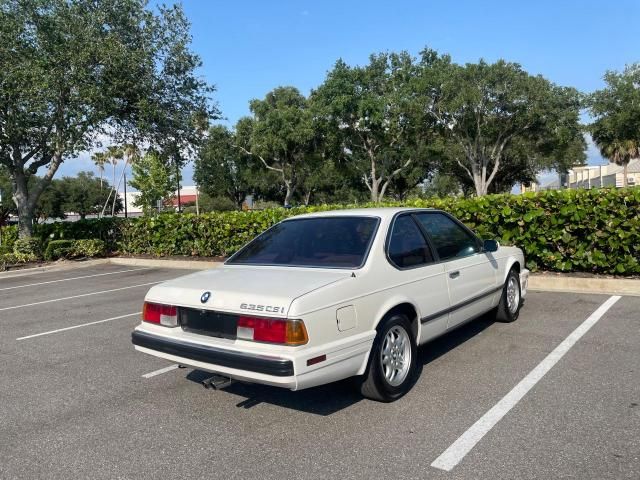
<box><xmin>111</xmin><ymin>144</ymin><xmax>140</xmax><ymax>215</ymax></box>
<box><xmin>92</xmin><ymin>152</ymin><xmax>107</xmax><ymax>189</ymax></box>
<box><xmin>593</xmin><ymin>136</ymin><xmax>639</xmax><ymax>187</ymax></box>
<box><xmin>98</xmin><ymin>146</ymin><xmax>123</xmax><ymax>217</ymax></box>
<box><xmin>106</xmin><ymin>146</ymin><xmax>123</xmax><ymax>190</ymax></box>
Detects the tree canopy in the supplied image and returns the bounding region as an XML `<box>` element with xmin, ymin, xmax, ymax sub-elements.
<box><xmin>413</xmin><ymin>51</ymin><xmax>586</xmax><ymax>195</ymax></box>
<box><xmin>235</xmin><ymin>87</ymin><xmax>319</xmax><ymax>206</ymax></box>
<box><xmin>311</xmin><ymin>52</ymin><xmax>437</xmax><ymax>202</ymax></box>
<box><xmin>129</xmin><ymin>151</ymin><xmax>174</xmax><ymax>215</ymax></box>
<box><xmin>194</xmin><ymin>125</ymin><xmax>256</xmax><ymax>208</ymax></box>
<box><xmin>588</xmin><ymin>64</ymin><xmax>640</xmax><ymax>187</ymax></box>
<box><xmin>0</xmin><ymin>0</ymin><xmax>216</xmax><ymax>236</ymax></box>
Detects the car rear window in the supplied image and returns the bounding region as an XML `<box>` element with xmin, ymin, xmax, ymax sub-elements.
<box><xmin>227</xmin><ymin>216</ymin><xmax>379</xmax><ymax>268</ymax></box>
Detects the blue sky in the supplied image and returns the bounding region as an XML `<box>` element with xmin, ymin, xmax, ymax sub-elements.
<box><xmin>61</xmin><ymin>0</ymin><xmax>640</xmax><ymax>187</ymax></box>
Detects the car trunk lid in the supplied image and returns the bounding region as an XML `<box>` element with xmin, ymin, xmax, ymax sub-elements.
<box><xmin>145</xmin><ymin>265</ymin><xmax>351</xmax><ymax>317</ymax></box>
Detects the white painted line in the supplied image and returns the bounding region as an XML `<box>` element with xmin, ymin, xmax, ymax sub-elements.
<box><xmin>0</xmin><ymin>268</ymin><xmax>152</xmax><ymax>291</ymax></box>
<box><xmin>0</xmin><ymin>281</ymin><xmax>160</xmax><ymax>312</ymax></box>
<box><xmin>431</xmin><ymin>295</ymin><xmax>622</xmax><ymax>472</ymax></box>
<box><xmin>142</xmin><ymin>364</ymin><xmax>179</xmax><ymax>378</ymax></box>
<box><xmin>16</xmin><ymin>312</ymin><xmax>141</xmax><ymax>340</ymax></box>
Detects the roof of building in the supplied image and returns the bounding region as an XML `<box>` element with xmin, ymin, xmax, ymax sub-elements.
<box><xmin>628</xmin><ymin>158</ymin><xmax>640</xmax><ymax>173</ymax></box>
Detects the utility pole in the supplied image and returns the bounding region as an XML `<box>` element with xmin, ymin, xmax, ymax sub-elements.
<box><xmin>175</xmin><ymin>158</ymin><xmax>181</xmax><ymax>213</ymax></box>
<box><xmin>124</xmin><ymin>172</ymin><xmax>128</xmax><ymax>218</ymax></box>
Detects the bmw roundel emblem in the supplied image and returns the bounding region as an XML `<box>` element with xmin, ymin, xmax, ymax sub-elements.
<box><xmin>200</xmin><ymin>291</ymin><xmax>211</xmax><ymax>304</ymax></box>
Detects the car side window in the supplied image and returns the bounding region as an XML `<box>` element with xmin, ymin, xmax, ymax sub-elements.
<box><xmin>388</xmin><ymin>215</ymin><xmax>434</xmax><ymax>268</ymax></box>
<box><xmin>415</xmin><ymin>213</ymin><xmax>480</xmax><ymax>261</ymax></box>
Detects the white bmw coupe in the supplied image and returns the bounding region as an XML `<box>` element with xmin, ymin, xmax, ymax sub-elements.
<box><xmin>132</xmin><ymin>208</ymin><xmax>529</xmax><ymax>401</ymax></box>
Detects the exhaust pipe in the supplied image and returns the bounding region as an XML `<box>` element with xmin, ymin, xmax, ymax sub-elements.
<box><xmin>202</xmin><ymin>374</ymin><xmax>234</xmax><ymax>390</ymax></box>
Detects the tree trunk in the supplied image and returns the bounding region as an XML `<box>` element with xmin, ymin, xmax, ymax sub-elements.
<box><xmin>11</xmin><ymin>170</ymin><xmax>35</xmax><ymax>238</ymax></box>
<box><xmin>473</xmin><ymin>167</ymin><xmax>484</xmax><ymax>196</ymax></box>
<box><xmin>283</xmin><ymin>181</ymin><xmax>295</xmax><ymax>207</ymax></box>
<box><xmin>369</xmin><ymin>177</ymin><xmax>380</xmax><ymax>203</ymax></box>
<box><xmin>17</xmin><ymin>206</ymin><xmax>35</xmax><ymax>238</ymax></box>
<box><xmin>304</xmin><ymin>190</ymin><xmax>312</xmax><ymax>206</ymax></box>
<box><xmin>623</xmin><ymin>162</ymin><xmax>628</xmax><ymax>187</ymax></box>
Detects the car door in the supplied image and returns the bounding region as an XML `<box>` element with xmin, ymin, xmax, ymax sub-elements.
<box><xmin>414</xmin><ymin>212</ymin><xmax>498</xmax><ymax>330</ymax></box>
<box><xmin>386</xmin><ymin>214</ymin><xmax>450</xmax><ymax>343</ymax></box>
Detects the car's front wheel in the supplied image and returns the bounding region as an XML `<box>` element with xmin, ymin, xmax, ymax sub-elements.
<box><xmin>358</xmin><ymin>313</ymin><xmax>417</xmax><ymax>402</ymax></box>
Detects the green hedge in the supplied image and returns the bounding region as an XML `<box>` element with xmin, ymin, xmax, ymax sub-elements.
<box><xmin>0</xmin><ymin>224</ymin><xmax>18</xmax><ymax>252</ymax></box>
<box><xmin>2</xmin><ymin>188</ymin><xmax>639</xmax><ymax>274</ymax></box>
<box><xmin>35</xmin><ymin>217</ymin><xmax>123</xmax><ymax>249</ymax></box>
<box><xmin>44</xmin><ymin>238</ymin><xmax>107</xmax><ymax>261</ymax></box>
<box><xmin>117</xmin><ymin>187</ymin><xmax>640</xmax><ymax>275</ymax></box>
<box><xmin>44</xmin><ymin>240</ymin><xmax>75</xmax><ymax>261</ymax></box>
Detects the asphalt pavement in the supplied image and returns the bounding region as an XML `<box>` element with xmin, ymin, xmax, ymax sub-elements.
<box><xmin>0</xmin><ymin>264</ymin><xmax>638</xmax><ymax>479</ymax></box>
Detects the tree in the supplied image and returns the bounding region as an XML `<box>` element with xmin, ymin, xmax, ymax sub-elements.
<box><xmin>414</xmin><ymin>50</ymin><xmax>586</xmax><ymax>195</ymax></box>
<box><xmin>194</xmin><ymin>125</ymin><xmax>253</xmax><ymax>208</ymax></box>
<box><xmin>0</xmin><ymin>0</ymin><xmax>216</xmax><ymax>237</ymax></box>
<box><xmin>92</xmin><ymin>152</ymin><xmax>107</xmax><ymax>189</ymax></box>
<box><xmin>129</xmin><ymin>151</ymin><xmax>174</xmax><ymax>214</ymax></box>
<box><xmin>235</xmin><ymin>87</ymin><xmax>318</xmax><ymax>206</ymax></box>
<box><xmin>421</xmin><ymin>172</ymin><xmax>463</xmax><ymax>198</ymax></box>
<box><xmin>102</xmin><ymin>145</ymin><xmax>123</xmax><ymax>216</ymax></box>
<box><xmin>59</xmin><ymin>171</ymin><xmax>121</xmax><ymax>219</ymax></box>
<box><xmin>589</xmin><ymin>65</ymin><xmax>640</xmax><ymax>187</ymax></box>
<box><xmin>1</xmin><ymin>166</ymin><xmax>64</xmax><ymax>222</ymax></box>
<box><xmin>312</xmin><ymin>52</ymin><xmax>436</xmax><ymax>202</ymax></box>
<box><xmin>34</xmin><ymin>179</ymin><xmax>65</xmax><ymax>221</ymax></box>
<box><xmin>0</xmin><ymin>166</ymin><xmax>15</xmax><ymax>225</ymax></box>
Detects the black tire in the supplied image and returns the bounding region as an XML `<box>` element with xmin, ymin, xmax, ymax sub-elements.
<box><xmin>495</xmin><ymin>268</ymin><xmax>522</xmax><ymax>323</ymax></box>
<box><xmin>358</xmin><ymin>313</ymin><xmax>418</xmax><ymax>402</ymax></box>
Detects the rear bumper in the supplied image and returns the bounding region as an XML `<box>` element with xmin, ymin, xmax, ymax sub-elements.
<box><xmin>132</xmin><ymin>330</ymin><xmax>294</xmax><ymax>377</ymax></box>
<box><xmin>132</xmin><ymin>326</ymin><xmax>375</xmax><ymax>391</ymax></box>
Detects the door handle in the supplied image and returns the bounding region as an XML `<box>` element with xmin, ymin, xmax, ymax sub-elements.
<box><xmin>449</xmin><ymin>270</ymin><xmax>460</xmax><ymax>279</ymax></box>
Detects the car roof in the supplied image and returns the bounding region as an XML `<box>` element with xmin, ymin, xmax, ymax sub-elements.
<box><xmin>285</xmin><ymin>207</ymin><xmax>437</xmax><ymax>221</ymax></box>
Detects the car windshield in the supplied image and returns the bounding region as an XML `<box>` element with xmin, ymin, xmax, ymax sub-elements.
<box><xmin>227</xmin><ymin>216</ymin><xmax>379</xmax><ymax>268</ymax></box>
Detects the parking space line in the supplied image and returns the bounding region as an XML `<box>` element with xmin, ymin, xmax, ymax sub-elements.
<box><xmin>142</xmin><ymin>364</ymin><xmax>179</xmax><ymax>378</ymax></box>
<box><xmin>16</xmin><ymin>312</ymin><xmax>141</xmax><ymax>341</ymax></box>
<box><xmin>0</xmin><ymin>282</ymin><xmax>160</xmax><ymax>312</ymax></box>
<box><xmin>0</xmin><ymin>268</ymin><xmax>152</xmax><ymax>291</ymax></box>
<box><xmin>430</xmin><ymin>295</ymin><xmax>622</xmax><ymax>472</ymax></box>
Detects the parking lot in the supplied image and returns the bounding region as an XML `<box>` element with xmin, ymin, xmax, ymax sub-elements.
<box><xmin>1</xmin><ymin>263</ymin><xmax>638</xmax><ymax>479</ymax></box>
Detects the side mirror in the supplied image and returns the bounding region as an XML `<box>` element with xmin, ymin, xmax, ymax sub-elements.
<box><xmin>483</xmin><ymin>239</ymin><xmax>499</xmax><ymax>253</ymax></box>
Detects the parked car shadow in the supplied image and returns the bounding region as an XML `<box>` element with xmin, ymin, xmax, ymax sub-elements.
<box><xmin>185</xmin><ymin>312</ymin><xmax>496</xmax><ymax>416</ymax></box>
<box><xmin>186</xmin><ymin>369</ymin><xmax>362</xmax><ymax>416</ymax></box>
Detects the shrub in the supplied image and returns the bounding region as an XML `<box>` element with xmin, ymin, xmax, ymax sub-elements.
<box><xmin>44</xmin><ymin>239</ymin><xmax>106</xmax><ymax>261</ymax></box>
<box><xmin>0</xmin><ymin>252</ymin><xmax>39</xmax><ymax>271</ymax></box>
<box><xmin>13</xmin><ymin>236</ymin><xmax>42</xmax><ymax>259</ymax></box>
<box><xmin>117</xmin><ymin>187</ymin><xmax>640</xmax><ymax>275</ymax></box>
<box><xmin>0</xmin><ymin>225</ymin><xmax>18</xmax><ymax>251</ymax></box>
<box><xmin>72</xmin><ymin>239</ymin><xmax>106</xmax><ymax>258</ymax></box>
<box><xmin>10</xmin><ymin>187</ymin><xmax>640</xmax><ymax>275</ymax></box>
<box><xmin>44</xmin><ymin>240</ymin><xmax>75</xmax><ymax>261</ymax></box>
<box><xmin>34</xmin><ymin>217</ymin><xmax>123</xmax><ymax>251</ymax></box>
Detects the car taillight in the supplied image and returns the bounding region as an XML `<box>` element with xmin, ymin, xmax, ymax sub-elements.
<box><xmin>142</xmin><ymin>302</ymin><xmax>178</xmax><ymax>327</ymax></box>
<box><xmin>236</xmin><ymin>316</ymin><xmax>308</xmax><ymax>345</ymax></box>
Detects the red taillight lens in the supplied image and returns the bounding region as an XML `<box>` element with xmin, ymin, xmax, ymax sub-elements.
<box><xmin>142</xmin><ymin>302</ymin><xmax>178</xmax><ymax>327</ymax></box>
<box><xmin>237</xmin><ymin>316</ymin><xmax>308</xmax><ymax>345</ymax></box>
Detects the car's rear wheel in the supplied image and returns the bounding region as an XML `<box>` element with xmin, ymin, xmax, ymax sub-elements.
<box><xmin>495</xmin><ymin>268</ymin><xmax>521</xmax><ymax>323</ymax></box>
<box><xmin>358</xmin><ymin>313</ymin><xmax>417</xmax><ymax>402</ymax></box>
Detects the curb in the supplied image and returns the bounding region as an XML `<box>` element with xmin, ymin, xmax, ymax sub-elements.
<box><xmin>0</xmin><ymin>258</ymin><xmax>110</xmax><ymax>279</ymax></box>
<box><xmin>108</xmin><ymin>257</ymin><xmax>223</xmax><ymax>270</ymax></box>
<box><xmin>3</xmin><ymin>256</ymin><xmax>639</xmax><ymax>297</ymax></box>
<box><xmin>528</xmin><ymin>274</ymin><xmax>640</xmax><ymax>297</ymax></box>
